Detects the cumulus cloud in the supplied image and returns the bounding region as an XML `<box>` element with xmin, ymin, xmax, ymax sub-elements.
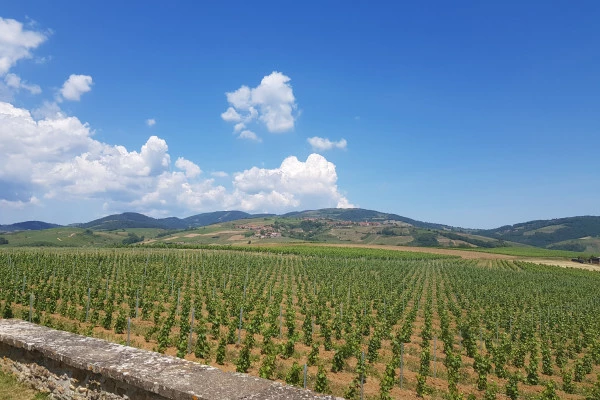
<box><xmin>232</xmin><ymin>154</ymin><xmax>353</xmax><ymax>212</ymax></box>
<box><xmin>307</xmin><ymin>137</ymin><xmax>348</xmax><ymax>152</ymax></box>
<box><xmin>146</xmin><ymin>118</ymin><xmax>156</xmax><ymax>127</ymax></box>
<box><xmin>238</xmin><ymin>130</ymin><xmax>261</xmax><ymax>142</ymax></box>
<box><xmin>31</xmin><ymin>100</ymin><xmax>62</xmax><ymax>120</ymax></box>
<box><xmin>4</xmin><ymin>73</ymin><xmax>41</xmax><ymax>94</ymax></box>
<box><xmin>0</xmin><ymin>101</ymin><xmax>353</xmax><ymax>217</ymax></box>
<box><xmin>0</xmin><ymin>17</ymin><xmax>48</xmax><ymax>76</ymax></box>
<box><xmin>175</xmin><ymin>157</ymin><xmax>201</xmax><ymax>178</ymax></box>
<box><xmin>222</xmin><ymin>71</ymin><xmax>297</xmax><ymax>139</ymax></box>
<box><xmin>60</xmin><ymin>74</ymin><xmax>93</xmax><ymax>101</ymax></box>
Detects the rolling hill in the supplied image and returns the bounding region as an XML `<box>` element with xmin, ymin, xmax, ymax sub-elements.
<box><xmin>476</xmin><ymin>216</ymin><xmax>600</xmax><ymax>252</ymax></box>
<box><xmin>2</xmin><ymin>209</ymin><xmax>599</xmax><ymax>253</ymax></box>
<box><xmin>281</xmin><ymin>208</ymin><xmax>452</xmax><ymax>229</ymax></box>
<box><xmin>78</xmin><ymin>211</ymin><xmax>273</xmax><ymax>231</ymax></box>
<box><xmin>0</xmin><ymin>221</ymin><xmax>61</xmax><ymax>233</ymax></box>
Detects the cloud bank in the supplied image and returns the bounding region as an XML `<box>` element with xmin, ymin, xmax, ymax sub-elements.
<box><xmin>0</xmin><ymin>101</ymin><xmax>352</xmax><ymax>217</ymax></box>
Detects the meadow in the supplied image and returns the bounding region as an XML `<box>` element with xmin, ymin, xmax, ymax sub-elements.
<box><xmin>1</xmin><ymin>246</ymin><xmax>599</xmax><ymax>399</ymax></box>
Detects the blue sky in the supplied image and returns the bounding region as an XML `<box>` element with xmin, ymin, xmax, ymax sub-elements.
<box><xmin>0</xmin><ymin>1</ymin><xmax>598</xmax><ymax>228</ymax></box>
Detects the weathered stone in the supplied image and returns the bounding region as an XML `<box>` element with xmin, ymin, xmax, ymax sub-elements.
<box><xmin>0</xmin><ymin>320</ymin><xmax>342</xmax><ymax>400</ymax></box>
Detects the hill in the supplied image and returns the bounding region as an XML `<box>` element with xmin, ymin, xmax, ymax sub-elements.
<box><xmin>78</xmin><ymin>212</ymin><xmax>180</xmax><ymax>230</ymax></box>
<box><xmin>0</xmin><ymin>221</ymin><xmax>61</xmax><ymax>233</ymax></box>
<box><xmin>476</xmin><ymin>216</ymin><xmax>600</xmax><ymax>252</ymax></box>
<box><xmin>281</xmin><ymin>208</ymin><xmax>452</xmax><ymax>230</ymax></box>
<box><xmin>183</xmin><ymin>211</ymin><xmax>273</xmax><ymax>226</ymax></box>
<box><xmin>78</xmin><ymin>211</ymin><xmax>273</xmax><ymax>231</ymax></box>
<box><xmin>2</xmin><ymin>209</ymin><xmax>599</xmax><ymax>254</ymax></box>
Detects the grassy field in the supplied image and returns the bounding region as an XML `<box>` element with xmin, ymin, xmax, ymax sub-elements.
<box><xmin>455</xmin><ymin>245</ymin><xmax>592</xmax><ymax>258</ymax></box>
<box><xmin>0</xmin><ymin>227</ymin><xmax>165</xmax><ymax>247</ymax></box>
<box><xmin>0</xmin><ymin>369</ymin><xmax>47</xmax><ymax>400</ymax></box>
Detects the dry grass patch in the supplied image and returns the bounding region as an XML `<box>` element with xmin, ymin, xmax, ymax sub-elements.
<box><xmin>0</xmin><ymin>369</ymin><xmax>48</xmax><ymax>400</ymax></box>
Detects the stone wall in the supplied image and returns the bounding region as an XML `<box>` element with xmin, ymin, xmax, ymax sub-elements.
<box><xmin>0</xmin><ymin>320</ymin><xmax>340</xmax><ymax>400</ymax></box>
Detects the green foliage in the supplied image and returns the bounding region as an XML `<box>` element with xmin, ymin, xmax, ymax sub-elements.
<box><xmin>122</xmin><ymin>232</ymin><xmax>144</xmax><ymax>245</ymax></box>
<box><xmin>281</xmin><ymin>339</ymin><xmax>295</xmax><ymax>359</ymax></box>
<box><xmin>411</xmin><ymin>232</ymin><xmax>439</xmax><ymax>247</ymax></box>
<box><xmin>344</xmin><ymin>377</ymin><xmax>361</xmax><ymax>400</ymax></box>
<box><xmin>379</xmin><ymin>362</ymin><xmax>395</xmax><ymax>400</ymax></box>
<box><xmin>479</xmin><ymin>216</ymin><xmax>600</xmax><ymax>248</ymax></box>
<box><xmin>215</xmin><ymin>336</ymin><xmax>226</xmax><ymax>365</ymax></box>
<box><xmin>235</xmin><ymin>344</ymin><xmax>251</xmax><ymax>373</ymax></box>
<box><xmin>505</xmin><ymin>374</ymin><xmax>520</xmax><ymax>400</ymax></box>
<box><xmin>258</xmin><ymin>353</ymin><xmax>276</xmax><ymax>379</ymax></box>
<box><xmin>483</xmin><ymin>384</ymin><xmax>497</xmax><ymax>400</ymax></box>
<box><xmin>0</xmin><ymin>237</ymin><xmax>8</xmax><ymax>245</ymax></box>
<box><xmin>416</xmin><ymin>374</ymin><xmax>429</xmax><ymax>397</ymax></box>
<box><xmin>194</xmin><ymin>322</ymin><xmax>211</xmax><ymax>359</ymax></box>
<box><xmin>587</xmin><ymin>374</ymin><xmax>600</xmax><ymax>400</ymax></box>
<box><xmin>285</xmin><ymin>362</ymin><xmax>302</xmax><ymax>386</ymax></box>
<box><xmin>307</xmin><ymin>342</ymin><xmax>319</xmax><ymax>366</ymax></box>
<box><xmin>2</xmin><ymin>300</ymin><xmax>13</xmax><ymax>319</ymax></box>
<box><xmin>538</xmin><ymin>381</ymin><xmax>560</xmax><ymax>400</ymax></box>
<box><xmin>331</xmin><ymin>347</ymin><xmax>345</xmax><ymax>372</ymax></box>
<box><xmin>315</xmin><ymin>365</ymin><xmax>329</xmax><ymax>394</ymax></box>
<box><xmin>113</xmin><ymin>308</ymin><xmax>127</xmax><ymax>334</ymax></box>
<box><xmin>562</xmin><ymin>369</ymin><xmax>575</xmax><ymax>394</ymax></box>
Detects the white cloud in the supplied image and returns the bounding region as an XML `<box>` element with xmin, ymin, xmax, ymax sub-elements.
<box><xmin>251</xmin><ymin>72</ymin><xmax>296</xmax><ymax>133</ymax></box>
<box><xmin>211</xmin><ymin>171</ymin><xmax>229</xmax><ymax>178</ymax></box>
<box><xmin>232</xmin><ymin>154</ymin><xmax>353</xmax><ymax>212</ymax></box>
<box><xmin>307</xmin><ymin>137</ymin><xmax>348</xmax><ymax>152</ymax></box>
<box><xmin>4</xmin><ymin>73</ymin><xmax>41</xmax><ymax>94</ymax></box>
<box><xmin>226</xmin><ymin>86</ymin><xmax>252</xmax><ymax>110</ymax></box>
<box><xmin>60</xmin><ymin>74</ymin><xmax>93</xmax><ymax>101</ymax></box>
<box><xmin>0</xmin><ymin>17</ymin><xmax>48</xmax><ymax>76</ymax></box>
<box><xmin>146</xmin><ymin>118</ymin><xmax>156</xmax><ymax>127</ymax></box>
<box><xmin>222</xmin><ymin>71</ymin><xmax>297</xmax><ymax>137</ymax></box>
<box><xmin>238</xmin><ymin>130</ymin><xmax>261</xmax><ymax>142</ymax></box>
<box><xmin>31</xmin><ymin>101</ymin><xmax>62</xmax><ymax>120</ymax></box>
<box><xmin>221</xmin><ymin>107</ymin><xmax>242</xmax><ymax>122</ymax></box>
<box><xmin>0</xmin><ymin>101</ymin><xmax>353</xmax><ymax>217</ymax></box>
<box><xmin>175</xmin><ymin>157</ymin><xmax>201</xmax><ymax>178</ymax></box>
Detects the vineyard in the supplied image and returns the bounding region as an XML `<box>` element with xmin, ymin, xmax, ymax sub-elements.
<box><xmin>1</xmin><ymin>247</ymin><xmax>600</xmax><ymax>399</ymax></box>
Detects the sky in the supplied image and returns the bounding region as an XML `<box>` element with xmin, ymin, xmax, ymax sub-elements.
<box><xmin>0</xmin><ymin>1</ymin><xmax>599</xmax><ymax>229</ymax></box>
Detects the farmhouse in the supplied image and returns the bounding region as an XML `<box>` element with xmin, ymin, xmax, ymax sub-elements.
<box><xmin>591</xmin><ymin>257</ymin><xmax>600</xmax><ymax>265</ymax></box>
